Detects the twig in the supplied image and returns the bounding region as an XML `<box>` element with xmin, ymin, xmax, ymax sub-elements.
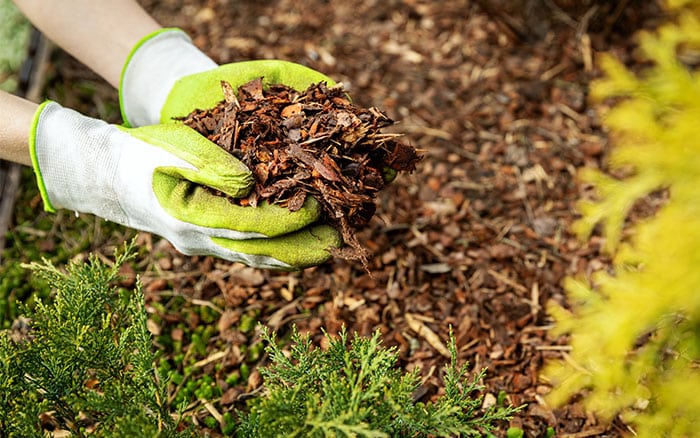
<box><xmin>200</xmin><ymin>400</ymin><xmax>223</xmax><ymax>426</ymax></box>
<box><xmin>472</xmin><ymin>0</ymin><xmax>527</xmax><ymax>41</ymax></box>
<box><xmin>405</xmin><ymin>312</ymin><xmax>451</xmax><ymax>358</ymax></box>
<box><xmin>603</xmin><ymin>0</ymin><xmax>632</xmax><ymax>38</ymax></box>
<box><xmin>545</xmin><ymin>0</ymin><xmax>578</xmax><ymax>29</ymax></box>
<box><xmin>487</xmin><ymin>268</ymin><xmax>529</xmax><ymax>294</ymax></box>
<box><xmin>192</xmin><ymin>350</ymin><xmax>227</xmax><ymax>369</ymax></box>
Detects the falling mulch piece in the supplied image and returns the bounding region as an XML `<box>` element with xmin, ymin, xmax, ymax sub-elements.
<box><xmin>179</xmin><ymin>78</ymin><xmax>421</xmax><ymax>267</ymax></box>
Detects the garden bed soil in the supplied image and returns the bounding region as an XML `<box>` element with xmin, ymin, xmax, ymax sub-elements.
<box><xmin>40</xmin><ymin>0</ymin><xmax>665</xmax><ymax>435</ymax></box>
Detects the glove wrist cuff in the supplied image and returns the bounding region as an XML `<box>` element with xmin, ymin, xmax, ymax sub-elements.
<box><xmin>119</xmin><ymin>28</ymin><xmax>217</xmax><ymax>127</ymax></box>
<box><xmin>29</xmin><ymin>101</ymin><xmax>56</xmax><ymax>212</ymax></box>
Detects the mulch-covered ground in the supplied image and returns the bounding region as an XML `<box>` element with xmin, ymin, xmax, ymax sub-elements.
<box><xmin>33</xmin><ymin>0</ymin><xmax>665</xmax><ymax>435</ymax></box>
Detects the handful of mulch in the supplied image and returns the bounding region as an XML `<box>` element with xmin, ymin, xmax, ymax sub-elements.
<box><xmin>179</xmin><ymin>78</ymin><xmax>421</xmax><ymax>267</ymax></box>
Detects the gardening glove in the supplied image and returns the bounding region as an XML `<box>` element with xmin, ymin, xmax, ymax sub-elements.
<box><xmin>29</xmin><ymin>101</ymin><xmax>341</xmax><ymax>270</ymax></box>
<box><xmin>119</xmin><ymin>28</ymin><xmax>334</xmax><ymax>126</ymax></box>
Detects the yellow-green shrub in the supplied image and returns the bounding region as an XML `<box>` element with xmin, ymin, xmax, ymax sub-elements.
<box><xmin>544</xmin><ymin>1</ymin><xmax>700</xmax><ymax>436</ymax></box>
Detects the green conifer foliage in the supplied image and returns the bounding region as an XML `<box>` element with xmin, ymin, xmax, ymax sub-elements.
<box><xmin>544</xmin><ymin>2</ymin><xmax>700</xmax><ymax>436</ymax></box>
<box><xmin>0</xmin><ymin>243</ymin><xmax>517</xmax><ymax>436</ymax></box>
<box><xmin>0</xmin><ymin>244</ymin><xmax>186</xmax><ymax>437</ymax></box>
<box><xmin>237</xmin><ymin>326</ymin><xmax>519</xmax><ymax>437</ymax></box>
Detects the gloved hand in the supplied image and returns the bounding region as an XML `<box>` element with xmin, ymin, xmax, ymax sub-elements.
<box><xmin>120</xmin><ymin>29</ymin><xmax>406</xmax><ymax>186</ymax></box>
<box><xmin>119</xmin><ymin>28</ymin><xmax>334</xmax><ymax>126</ymax></box>
<box><xmin>30</xmin><ymin>101</ymin><xmax>341</xmax><ymax>270</ymax></box>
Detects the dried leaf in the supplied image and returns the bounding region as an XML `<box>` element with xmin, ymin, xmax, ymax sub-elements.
<box><xmin>405</xmin><ymin>312</ymin><xmax>451</xmax><ymax>358</ymax></box>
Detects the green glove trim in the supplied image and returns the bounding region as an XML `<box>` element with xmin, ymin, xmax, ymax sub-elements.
<box><xmin>161</xmin><ymin>60</ymin><xmax>336</xmax><ymax>122</ymax></box>
<box><xmin>118</xmin><ymin>27</ymin><xmax>183</xmax><ymax>127</ymax></box>
<box><xmin>212</xmin><ymin>224</ymin><xmax>341</xmax><ymax>270</ymax></box>
<box><xmin>29</xmin><ymin>100</ymin><xmax>56</xmax><ymax>213</ymax></box>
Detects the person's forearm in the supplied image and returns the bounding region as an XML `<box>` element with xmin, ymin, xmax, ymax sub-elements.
<box><xmin>12</xmin><ymin>0</ymin><xmax>161</xmax><ymax>88</ymax></box>
<box><xmin>0</xmin><ymin>91</ymin><xmax>37</xmax><ymax>166</ymax></box>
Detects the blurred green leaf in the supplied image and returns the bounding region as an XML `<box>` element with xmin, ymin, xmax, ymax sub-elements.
<box><xmin>0</xmin><ymin>0</ymin><xmax>31</xmax><ymax>92</ymax></box>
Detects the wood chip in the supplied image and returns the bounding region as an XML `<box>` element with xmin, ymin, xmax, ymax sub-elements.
<box><xmin>405</xmin><ymin>312</ymin><xmax>451</xmax><ymax>358</ymax></box>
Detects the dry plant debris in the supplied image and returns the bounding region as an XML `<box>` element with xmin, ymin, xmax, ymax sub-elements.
<box><xmin>180</xmin><ymin>78</ymin><xmax>421</xmax><ymax>264</ymax></box>
<box><xmin>35</xmin><ymin>0</ymin><xmax>667</xmax><ymax>435</ymax></box>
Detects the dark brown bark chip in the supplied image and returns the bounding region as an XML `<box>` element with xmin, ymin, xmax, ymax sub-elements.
<box><xmin>179</xmin><ymin>78</ymin><xmax>422</xmax><ymax>268</ymax></box>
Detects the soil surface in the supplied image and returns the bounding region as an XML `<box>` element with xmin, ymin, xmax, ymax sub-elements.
<box><xmin>39</xmin><ymin>0</ymin><xmax>665</xmax><ymax>435</ymax></box>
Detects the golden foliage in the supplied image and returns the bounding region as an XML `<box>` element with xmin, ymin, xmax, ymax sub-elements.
<box><xmin>544</xmin><ymin>2</ymin><xmax>700</xmax><ymax>436</ymax></box>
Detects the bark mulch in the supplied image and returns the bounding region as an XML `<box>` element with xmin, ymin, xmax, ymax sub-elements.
<box><xmin>45</xmin><ymin>0</ymin><xmax>666</xmax><ymax>435</ymax></box>
<box><xmin>180</xmin><ymin>78</ymin><xmax>421</xmax><ymax>268</ymax></box>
